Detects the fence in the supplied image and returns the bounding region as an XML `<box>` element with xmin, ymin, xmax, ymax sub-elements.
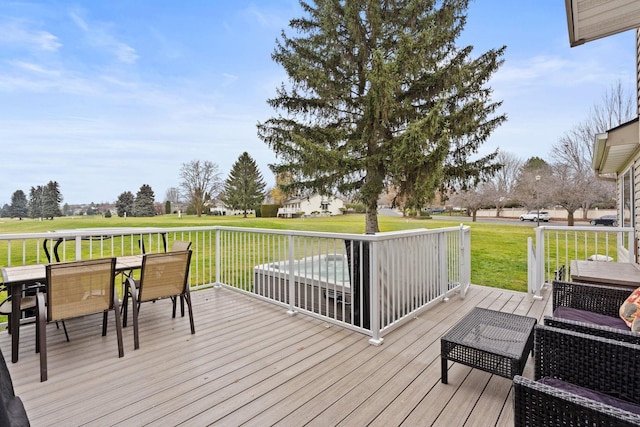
<box><xmin>0</xmin><ymin>225</ymin><xmax>471</xmax><ymax>344</ymax></box>
<box><xmin>528</xmin><ymin>225</ymin><xmax>635</xmax><ymax>298</ymax></box>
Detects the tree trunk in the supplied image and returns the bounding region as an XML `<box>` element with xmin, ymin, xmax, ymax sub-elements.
<box><xmin>567</xmin><ymin>211</ymin><xmax>575</xmax><ymax>226</ymax></box>
<box><xmin>365</xmin><ymin>208</ymin><xmax>379</xmax><ymax>234</ymax></box>
<box><xmin>472</xmin><ymin>210</ymin><xmax>477</xmax><ymax>222</ymax></box>
<box><xmin>582</xmin><ymin>203</ymin><xmax>589</xmax><ymax>220</ymax></box>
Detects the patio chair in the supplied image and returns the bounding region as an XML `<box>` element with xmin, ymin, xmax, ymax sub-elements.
<box><xmin>0</xmin><ymin>282</ymin><xmax>39</xmax><ymax>327</ymax></box>
<box><xmin>122</xmin><ymin>250</ymin><xmax>194</xmax><ymax>350</ymax></box>
<box><xmin>36</xmin><ymin>257</ymin><xmax>124</xmax><ymax>382</ymax></box>
<box><xmin>544</xmin><ymin>280</ymin><xmax>640</xmax><ymax>345</ymax></box>
<box><xmin>0</xmin><ymin>237</ymin><xmax>60</xmax><ymax>332</ymax></box>
<box><xmin>170</xmin><ymin>240</ymin><xmax>191</xmax><ymax>252</ymax></box>
<box><xmin>513</xmin><ymin>324</ymin><xmax>640</xmax><ymax>426</ymax></box>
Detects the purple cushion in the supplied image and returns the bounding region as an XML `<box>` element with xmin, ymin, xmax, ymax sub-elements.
<box><xmin>553</xmin><ymin>306</ymin><xmax>629</xmax><ymax>331</ymax></box>
<box><xmin>539</xmin><ymin>377</ymin><xmax>640</xmax><ymax>415</ymax></box>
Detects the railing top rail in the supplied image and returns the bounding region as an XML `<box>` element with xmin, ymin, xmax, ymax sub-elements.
<box><xmin>0</xmin><ymin>224</ymin><xmax>470</xmax><ymax>242</ymax></box>
<box><xmin>537</xmin><ymin>225</ymin><xmax>634</xmax><ymax>233</ymax></box>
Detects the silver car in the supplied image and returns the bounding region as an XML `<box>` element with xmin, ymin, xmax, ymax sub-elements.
<box><xmin>519</xmin><ymin>211</ymin><xmax>550</xmax><ymax>222</ymax></box>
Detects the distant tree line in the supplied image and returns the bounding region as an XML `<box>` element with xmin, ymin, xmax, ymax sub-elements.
<box><xmin>113</xmin><ymin>153</ymin><xmax>266</xmax><ymax>218</ymax></box>
<box><xmin>115</xmin><ymin>184</ymin><xmax>158</xmax><ymax>217</ymax></box>
<box><xmin>0</xmin><ymin>153</ymin><xmax>268</xmax><ymax>219</ymax></box>
<box><xmin>0</xmin><ymin>181</ymin><xmax>63</xmax><ymax>220</ymax></box>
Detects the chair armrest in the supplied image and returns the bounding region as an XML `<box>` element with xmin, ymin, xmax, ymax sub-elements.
<box><xmin>513</xmin><ymin>375</ymin><xmax>640</xmax><ymax>427</ymax></box>
<box><xmin>552</xmin><ymin>280</ymin><xmax>631</xmax><ymax>317</ymax></box>
<box><xmin>534</xmin><ymin>325</ymin><xmax>640</xmax><ymax>402</ymax></box>
<box><xmin>543</xmin><ymin>316</ymin><xmax>640</xmax><ymax>345</ymax></box>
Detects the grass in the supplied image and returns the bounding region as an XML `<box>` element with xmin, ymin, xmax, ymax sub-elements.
<box><xmin>0</xmin><ymin>213</ymin><xmax>535</xmax><ymax>292</ymax></box>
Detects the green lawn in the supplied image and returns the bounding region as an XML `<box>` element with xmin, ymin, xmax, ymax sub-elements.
<box><xmin>0</xmin><ymin>213</ymin><xmax>533</xmax><ymax>292</ymax></box>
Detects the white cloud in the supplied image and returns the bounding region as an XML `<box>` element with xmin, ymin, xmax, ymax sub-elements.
<box><xmin>8</xmin><ymin>60</ymin><xmax>60</xmax><ymax>76</ymax></box>
<box><xmin>69</xmin><ymin>10</ymin><xmax>139</xmax><ymax>64</ymax></box>
<box><xmin>0</xmin><ymin>20</ymin><xmax>61</xmax><ymax>51</ymax></box>
<box><xmin>243</xmin><ymin>5</ymin><xmax>291</xmax><ymax>29</ymax></box>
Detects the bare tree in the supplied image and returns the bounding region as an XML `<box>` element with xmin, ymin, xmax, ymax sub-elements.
<box><xmin>484</xmin><ymin>151</ymin><xmax>523</xmax><ymax>216</ymax></box>
<box><xmin>179</xmin><ymin>160</ymin><xmax>222</xmax><ymax>217</ymax></box>
<box><xmin>550</xmin><ymin>163</ymin><xmax>588</xmax><ymax>226</ymax></box>
<box><xmin>551</xmin><ymin>81</ymin><xmax>630</xmax><ymax>221</ymax></box>
<box><xmin>449</xmin><ymin>183</ymin><xmax>491</xmax><ymax>222</ymax></box>
<box><xmin>513</xmin><ymin>157</ymin><xmax>553</xmax><ymax>212</ymax></box>
<box><xmin>165</xmin><ymin>187</ymin><xmax>182</xmax><ymax>213</ymax></box>
<box><xmin>591</xmin><ymin>80</ymin><xmax>636</xmax><ymax>132</ymax></box>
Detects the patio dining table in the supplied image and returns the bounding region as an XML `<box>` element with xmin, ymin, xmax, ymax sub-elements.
<box><xmin>1</xmin><ymin>255</ymin><xmax>143</xmax><ymax>363</ymax></box>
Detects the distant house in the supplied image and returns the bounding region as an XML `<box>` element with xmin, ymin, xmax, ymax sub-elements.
<box><xmin>565</xmin><ymin>2</ymin><xmax>640</xmax><ymax>261</ymax></box>
<box><xmin>277</xmin><ymin>194</ymin><xmax>345</xmax><ymax>218</ymax></box>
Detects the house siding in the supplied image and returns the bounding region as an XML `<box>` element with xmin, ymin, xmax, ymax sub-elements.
<box><xmin>637</xmin><ymin>29</ymin><xmax>640</xmax><ymax>116</ymax></box>
<box><xmin>634</xmin><ymin>159</ymin><xmax>640</xmax><ymax>260</ymax></box>
<box><xmin>279</xmin><ymin>194</ymin><xmax>345</xmax><ymax>217</ymax></box>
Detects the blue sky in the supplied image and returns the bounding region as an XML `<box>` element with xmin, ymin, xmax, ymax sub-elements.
<box><xmin>0</xmin><ymin>1</ymin><xmax>636</xmax><ymax>205</ymax></box>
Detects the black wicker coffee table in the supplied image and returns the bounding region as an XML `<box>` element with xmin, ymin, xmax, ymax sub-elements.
<box><xmin>441</xmin><ymin>307</ymin><xmax>537</xmax><ymax>384</ymax></box>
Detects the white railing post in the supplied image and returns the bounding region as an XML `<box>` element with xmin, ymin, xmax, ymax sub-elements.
<box><xmin>459</xmin><ymin>224</ymin><xmax>471</xmax><ymax>298</ymax></box>
<box><xmin>287</xmin><ymin>234</ymin><xmax>296</xmax><ymax>316</ymax></box>
<box><xmin>439</xmin><ymin>232</ymin><xmax>448</xmax><ymax>301</ymax></box>
<box><xmin>533</xmin><ymin>227</ymin><xmax>544</xmax><ymax>299</ymax></box>
<box><xmin>214</xmin><ymin>228</ymin><xmax>221</xmax><ymax>288</ymax></box>
<box><xmin>527</xmin><ymin>237</ymin><xmax>535</xmax><ymax>294</ymax></box>
<box><xmin>628</xmin><ymin>229</ymin><xmax>636</xmax><ymax>263</ymax></box>
<box><xmin>368</xmin><ymin>238</ymin><xmax>383</xmax><ymax>346</ymax></box>
<box><xmin>75</xmin><ymin>236</ymin><xmax>82</xmax><ymax>260</ymax></box>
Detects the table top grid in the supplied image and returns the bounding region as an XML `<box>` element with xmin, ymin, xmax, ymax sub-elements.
<box><xmin>441</xmin><ymin>307</ymin><xmax>537</xmax><ymax>357</ymax></box>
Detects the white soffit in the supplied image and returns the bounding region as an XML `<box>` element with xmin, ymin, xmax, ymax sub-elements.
<box><xmin>565</xmin><ymin>0</ymin><xmax>640</xmax><ymax>47</ymax></box>
<box><xmin>592</xmin><ymin>118</ymin><xmax>639</xmax><ymax>174</ymax></box>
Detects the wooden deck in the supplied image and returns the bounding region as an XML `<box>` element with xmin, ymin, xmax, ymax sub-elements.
<box><xmin>2</xmin><ymin>284</ymin><xmax>553</xmax><ymax>426</ymax></box>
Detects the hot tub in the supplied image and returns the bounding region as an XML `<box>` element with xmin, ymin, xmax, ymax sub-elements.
<box><xmin>253</xmin><ymin>254</ymin><xmax>353</xmax><ymax>322</ymax></box>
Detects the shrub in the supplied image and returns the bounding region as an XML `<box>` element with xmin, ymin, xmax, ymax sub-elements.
<box><xmin>344</xmin><ymin>203</ymin><xmax>366</xmax><ymax>214</ymax></box>
<box><xmin>260</xmin><ymin>204</ymin><xmax>281</xmax><ymax>218</ymax></box>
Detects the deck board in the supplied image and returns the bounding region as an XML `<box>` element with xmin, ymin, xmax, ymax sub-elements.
<box><xmin>1</xmin><ymin>283</ymin><xmax>553</xmax><ymax>426</ymax></box>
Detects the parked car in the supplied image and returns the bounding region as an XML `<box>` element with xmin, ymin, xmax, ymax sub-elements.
<box><xmin>519</xmin><ymin>211</ymin><xmax>550</xmax><ymax>222</ymax></box>
<box><xmin>426</xmin><ymin>207</ymin><xmax>446</xmax><ymax>214</ymax></box>
<box><xmin>590</xmin><ymin>215</ymin><xmax>617</xmax><ymax>226</ymax></box>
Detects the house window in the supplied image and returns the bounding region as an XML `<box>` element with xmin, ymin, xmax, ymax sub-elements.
<box><xmin>320</xmin><ymin>201</ymin><xmax>329</xmax><ymax>211</ymax></box>
<box><xmin>622</xmin><ymin>168</ymin><xmax>633</xmax><ymax>228</ymax></box>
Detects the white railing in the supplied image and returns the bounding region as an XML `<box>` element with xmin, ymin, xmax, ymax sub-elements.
<box><xmin>0</xmin><ymin>225</ymin><xmax>471</xmax><ymax>344</ymax></box>
<box><xmin>528</xmin><ymin>225</ymin><xmax>635</xmax><ymax>298</ymax></box>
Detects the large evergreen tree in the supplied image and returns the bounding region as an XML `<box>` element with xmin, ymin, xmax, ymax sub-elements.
<box><xmin>28</xmin><ymin>186</ymin><xmax>44</xmax><ymax>219</ymax></box>
<box><xmin>41</xmin><ymin>181</ymin><xmax>62</xmax><ymax>219</ymax></box>
<box><xmin>115</xmin><ymin>191</ymin><xmax>135</xmax><ymax>217</ymax></box>
<box><xmin>258</xmin><ymin>0</ymin><xmax>505</xmax><ymax>233</ymax></box>
<box><xmin>10</xmin><ymin>190</ymin><xmax>28</xmax><ymax>219</ymax></box>
<box><xmin>222</xmin><ymin>152</ymin><xmax>267</xmax><ymax>218</ymax></box>
<box><xmin>133</xmin><ymin>184</ymin><xmax>156</xmax><ymax>217</ymax></box>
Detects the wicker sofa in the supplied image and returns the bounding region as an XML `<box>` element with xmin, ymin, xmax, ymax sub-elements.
<box><xmin>513</xmin><ymin>324</ymin><xmax>640</xmax><ymax>426</ymax></box>
<box><xmin>544</xmin><ymin>280</ymin><xmax>640</xmax><ymax>344</ymax></box>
